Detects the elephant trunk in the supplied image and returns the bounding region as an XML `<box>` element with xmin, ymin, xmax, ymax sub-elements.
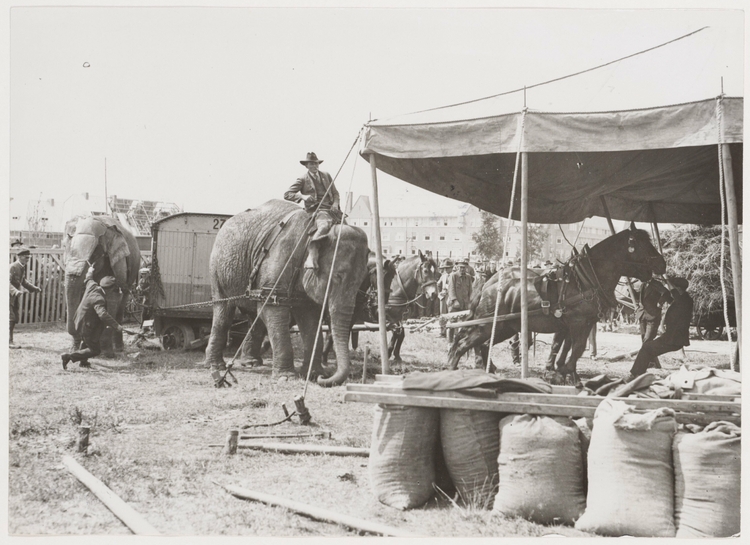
<box><xmin>317</xmin><ymin>302</ymin><xmax>355</xmax><ymax>387</ymax></box>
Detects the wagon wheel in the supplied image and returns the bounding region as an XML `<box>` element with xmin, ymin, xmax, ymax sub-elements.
<box><xmin>697</xmin><ymin>325</ymin><xmax>723</xmax><ymax>341</ymax></box>
<box><xmin>161</xmin><ymin>323</ymin><xmax>196</xmax><ymax>350</ymax></box>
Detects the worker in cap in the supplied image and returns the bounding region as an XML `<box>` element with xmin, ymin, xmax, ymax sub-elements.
<box><xmin>436</xmin><ymin>259</ymin><xmax>454</xmax><ymax>319</ymax></box>
<box><xmin>61</xmin><ymin>274</ymin><xmax>136</xmax><ymax>369</ymax></box>
<box><xmin>447</xmin><ymin>258</ymin><xmax>472</xmax><ymax>312</ymax></box>
<box><xmin>629</xmin><ymin>276</ymin><xmax>693</xmax><ymax>379</ymax></box>
<box><xmin>10</xmin><ymin>247</ymin><xmax>41</xmax><ymax>347</ymax></box>
<box><xmin>284</xmin><ymin>151</ymin><xmax>343</xmax><ymax>271</ymax></box>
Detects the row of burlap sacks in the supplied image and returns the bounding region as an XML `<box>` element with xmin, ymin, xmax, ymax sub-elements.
<box><xmin>368</xmin><ymin>400</ymin><xmax>740</xmax><ymax>537</ymax></box>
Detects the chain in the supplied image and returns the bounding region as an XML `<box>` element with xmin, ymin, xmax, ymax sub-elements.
<box><xmin>156</xmin><ymin>293</ymin><xmax>251</xmax><ymax>311</ymax></box>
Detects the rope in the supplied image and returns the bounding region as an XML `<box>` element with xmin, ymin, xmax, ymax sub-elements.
<box><xmin>716</xmin><ymin>95</ymin><xmax>734</xmax><ymax>366</ymax></box>
<box><xmin>390</xmin><ymin>27</ymin><xmax>708</xmax><ymax>118</ymax></box>
<box><xmin>487</xmin><ymin>108</ymin><xmax>526</xmax><ymax>372</ymax></box>
<box><xmin>302</xmin><ymin>129</ymin><xmax>364</xmax><ymax>397</ymax></box>
<box><xmin>558</xmin><ymin>219</ymin><xmax>586</xmax><ymax>250</ymax></box>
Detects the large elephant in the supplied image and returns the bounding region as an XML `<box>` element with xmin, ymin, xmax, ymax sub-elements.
<box><xmin>204</xmin><ymin>199</ymin><xmax>370</xmax><ymax>387</ymax></box>
<box><xmin>63</xmin><ymin>216</ymin><xmax>142</xmax><ymax>354</ymax></box>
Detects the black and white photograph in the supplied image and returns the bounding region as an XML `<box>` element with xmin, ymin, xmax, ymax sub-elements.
<box><xmin>4</xmin><ymin>0</ymin><xmax>745</xmax><ymax>539</ymax></box>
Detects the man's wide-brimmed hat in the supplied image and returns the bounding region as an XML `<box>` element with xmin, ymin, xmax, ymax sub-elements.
<box><xmin>440</xmin><ymin>259</ymin><xmax>454</xmax><ymax>269</ymax></box>
<box><xmin>456</xmin><ymin>259</ymin><xmax>469</xmax><ymax>266</ymax></box>
<box><xmin>17</xmin><ymin>248</ymin><xmax>31</xmax><ymax>256</ymax></box>
<box><xmin>301</xmin><ymin>152</ymin><xmax>323</xmax><ymax>165</ymax></box>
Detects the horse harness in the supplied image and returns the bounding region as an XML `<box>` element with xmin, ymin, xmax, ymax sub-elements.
<box><xmin>534</xmin><ymin>246</ymin><xmax>617</xmax><ymax>323</ymax></box>
<box><xmin>387</xmin><ymin>262</ymin><xmax>437</xmax><ymax>310</ymax></box>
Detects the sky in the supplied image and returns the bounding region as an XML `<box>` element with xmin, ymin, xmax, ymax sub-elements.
<box><xmin>5</xmin><ymin>1</ymin><xmax>746</xmax><ymax>223</ymax></box>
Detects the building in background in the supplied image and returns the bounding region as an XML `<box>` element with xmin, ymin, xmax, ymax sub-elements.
<box><xmin>8</xmin><ymin>193</ymin><xmax>181</xmax><ymax>249</ymax></box>
<box><xmin>346</xmin><ymin>194</ymin><xmax>624</xmax><ymax>266</ymax></box>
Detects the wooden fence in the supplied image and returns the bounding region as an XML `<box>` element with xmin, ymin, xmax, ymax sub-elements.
<box><xmin>9</xmin><ymin>249</ymin><xmax>152</xmax><ymax>325</ymax></box>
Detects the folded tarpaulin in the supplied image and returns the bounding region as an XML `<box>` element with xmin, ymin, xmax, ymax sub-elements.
<box><xmin>401</xmin><ymin>368</ymin><xmax>552</xmax><ymax>394</ymax></box>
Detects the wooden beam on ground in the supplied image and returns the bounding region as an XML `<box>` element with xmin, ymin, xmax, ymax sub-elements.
<box><xmin>209</xmin><ymin>442</ymin><xmax>369</xmax><ymax>456</ymax></box>
<box><xmin>214</xmin><ymin>481</ymin><xmax>418</xmax><ymax>537</ymax></box>
<box><xmin>62</xmin><ymin>456</ymin><xmax>161</xmax><ymax>535</ymax></box>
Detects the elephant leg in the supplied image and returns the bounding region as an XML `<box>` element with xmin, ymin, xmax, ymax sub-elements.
<box><xmin>204</xmin><ymin>302</ymin><xmax>235</xmax><ymax>371</ymax></box>
<box><xmin>321</xmin><ymin>331</ymin><xmax>334</xmax><ymax>364</ymax></box>
<box><xmin>237</xmin><ymin>320</ymin><xmax>267</xmax><ymax>367</ymax></box>
<box><xmin>261</xmin><ymin>305</ymin><xmax>295</xmax><ymax>376</ymax></box>
<box><xmin>293</xmin><ymin>306</ymin><xmax>325</xmax><ymax>380</ymax></box>
<box><xmin>351</xmin><ymin>330</ymin><xmax>359</xmax><ymax>350</ymax></box>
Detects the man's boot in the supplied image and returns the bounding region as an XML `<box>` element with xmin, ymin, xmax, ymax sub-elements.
<box><xmin>61</xmin><ymin>354</ymin><xmax>71</xmax><ymax>370</ymax></box>
<box><xmin>305</xmin><ymin>243</ymin><xmax>320</xmax><ymax>271</ymax></box>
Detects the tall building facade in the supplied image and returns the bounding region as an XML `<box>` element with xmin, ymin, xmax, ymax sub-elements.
<box><xmin>346</xmin><ymin>194</ymin><xmax>622</xmax><ymax>266</ymax></box>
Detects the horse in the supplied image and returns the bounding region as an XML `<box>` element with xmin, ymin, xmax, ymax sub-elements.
<box><xmin>448</xmin><ymin>223</ymin><xmax>666</xmax><ymax>384</ymax></box>
<box><xmin>385</xmin><ymin>251</ymin><xmax>440</xmax><ymax>362</ymax></box>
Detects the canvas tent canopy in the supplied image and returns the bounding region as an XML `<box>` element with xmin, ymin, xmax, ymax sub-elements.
<box><xmin>360</xmin><ymin>96</ymin><xmax>743</xmax><ymax>226</ymax></box>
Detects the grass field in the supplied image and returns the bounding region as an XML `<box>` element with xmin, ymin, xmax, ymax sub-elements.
<box><xmin>7</xmin><ymin>320</ymin><xmax>733</xmax><ymax>536</ymax></box>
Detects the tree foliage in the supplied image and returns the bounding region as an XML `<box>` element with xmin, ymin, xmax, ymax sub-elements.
<box><xmin>472</xmin><ymin>211</ymin><xmax>503</xmax><ymax>261</ymax></box>
<box><xmin>661</xmin><ymin>225</ymin><xmax>737</xmax><ymax>317</ymax></box>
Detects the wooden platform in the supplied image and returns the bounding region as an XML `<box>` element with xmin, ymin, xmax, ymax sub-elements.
<box><xmin>344</xmin><ymin>375</ymin><xmax>740</xmax><ymax>426</ymax></box>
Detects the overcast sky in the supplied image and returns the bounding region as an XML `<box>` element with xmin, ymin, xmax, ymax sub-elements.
<box><xmin>5</xmin><ymin>2</ymin><xmax>745</xmax><ymax>220</ymax></box>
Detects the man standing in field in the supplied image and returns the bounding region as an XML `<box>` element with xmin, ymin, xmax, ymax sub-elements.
<box><xmin>629</xmin><ymin>277</ymin><xmax>693</xmax><ymax>379</ymax></box>
<box><xmin>447</xmin><ymin>258</ymin><xmax>472</xmax><ymax>312</ymax></box>
<box><xmin>61</xmin><ymin>272</ymin><xmax>134</xmax><ymax>369</ymax></box>
<box><xmin>9</xmin><ymin>248</ymin><xmax>41</xmax><ymax>347</ymax></box>
<box><xmin>284</xmin><ymin>151</ymin><xmax>343</xmax><ymax>271</ymax></box>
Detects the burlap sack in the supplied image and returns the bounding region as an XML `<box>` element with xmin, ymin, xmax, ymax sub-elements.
<box><xmin>440</xmin><ymin>409</ymin><xmax>501</xmax><ymax>508</ymax></box>
<box><xmin>368</xmin><ymin>404</ymin><xmax>439</xmax><ymax>509</ymax></box>
<box><xmin>493</xmin><ymin>414</ymin><xmax>586</xmax><ymax>525</ymax></box>
<box><xmin>575</xmin><ymin>399</ymin><xmax>677</xmax><ymax>537</ymax></box>
<box><xmin>674</xmin><ymin>421</ymin><xmax>741</xmax><ymax>537</ymax></box>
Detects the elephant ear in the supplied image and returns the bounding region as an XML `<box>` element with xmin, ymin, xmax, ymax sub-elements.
<box><xmin>102</xmin><ymin>224</ymin><xmax>131</xmax><ymax>269</ymax></box>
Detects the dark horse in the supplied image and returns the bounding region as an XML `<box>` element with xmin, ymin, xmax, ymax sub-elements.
<box><xmin>448</xmin><ymin>223</ymin><xmax>666</xmax><ymax>384</ymax></box>
<box><xmin>385</xmin><ymin>251</ymin><xmax>439</xmax><ymax>362</ymax></box>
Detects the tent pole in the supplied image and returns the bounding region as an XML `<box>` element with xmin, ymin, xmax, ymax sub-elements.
<box><xmin>721</xmin><ymin>144</ymin><xmax>742</xmax><ymax>371</ymax></box>
<box><xmin>600</xmin><ymin>196</ymin><xmax>638</xmax><ymax>305</ymax></box>
<box><xmin>520</xmin><ymin>151</ymin><xmax>529</xmax><ymax>378</ymax></box>
<box><xmin>368</xmin><ymin>154</ymin><xmax>390</xmax><ymax>374</ymax></box>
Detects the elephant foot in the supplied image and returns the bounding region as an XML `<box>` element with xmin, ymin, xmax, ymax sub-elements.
<box><xmin>236</xmin><ymin>356</ymin><xmax>263</xmax><ymax>368</ymax></box>
<box><xmin>273</xmin><ymin>369</ymin><xmax>299</xmax><ymax>382</ymax></box>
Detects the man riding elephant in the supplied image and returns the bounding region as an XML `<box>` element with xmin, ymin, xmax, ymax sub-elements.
<box><xmin>204</xmin><ymin>199</ymin><xmax>369</xmax><ymax>387</ymax></box>
<box><xmin>284</xmin><ymin>151</ymin><xmax>343</xmax><ymax>271</ymax></box>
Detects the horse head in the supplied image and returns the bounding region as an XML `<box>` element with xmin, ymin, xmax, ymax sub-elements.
<box><xmin>622</xmin><ymin>222</ymin><xmax>666</xmax><ymax>280</ymax></box>
<box><xmin>416</xmin><ymin>252</ymin><xmax>439</xmax><ymax>300</ymax></box>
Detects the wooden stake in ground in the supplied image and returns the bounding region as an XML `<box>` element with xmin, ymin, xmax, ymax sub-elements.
<box><xmin>77</xmin><ymin>425</ymin><xmax>90</xmax><ymax>453</ymax></box>
<box><xmin>214</xmin><ymin>481</ymin><xmax>418</xmax><ymax>537</ymax></box>
<box><xmin>223</xmin><ymin>429</ymin><xmax>239</xmax><ymax>455</ymax></box>
<box><xmin>62</xmin><ymin>456</ymin><xmax>161</xmax><ymax>535</ymax></box>
<box><xmin>362</xmin><ymin>346</ymin><xmax>369</xmax><ymax>384</ymax></box>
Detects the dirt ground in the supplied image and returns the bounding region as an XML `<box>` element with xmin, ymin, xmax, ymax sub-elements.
<box><xmin>6</xmin><ymin>320</ymin><xmax>735</xmax><ymax>537</ymax></box>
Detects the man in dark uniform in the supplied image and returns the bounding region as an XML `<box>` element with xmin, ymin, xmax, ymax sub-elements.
<box><xmin>634</xmin><ymin>277</ymin><xmax>673</xmax><ymax>368</ymax></box>
<box><xmin>629</xmin><ymin>277</ymin><xmax>693</xmax><ymax>379</ymax></box>
<box><xmin>10</xmin><ymin>248</ymin><xmax>41</xmax><ymax>346</ymax></box>
<box><xmin>284</xmin><ymin>151</ymin><xmax>342</xmax><ymax>271</ymax></box>
<box><xmin>61</xmin><ymin>275</ymin><xmax>134</xmax><ymax>369</ymax></box>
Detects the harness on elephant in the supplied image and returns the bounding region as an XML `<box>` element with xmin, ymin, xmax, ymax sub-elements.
<box><xmin>244</xmin><ymin>209</ymin><xmax>311</xmax><ymax>307</ymax></box>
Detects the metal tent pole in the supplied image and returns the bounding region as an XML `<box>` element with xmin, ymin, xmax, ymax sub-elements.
<box><xmin>600</xmin><ymin>196</ymin><xmax>637</xmax><ymax>305</ymax></box>
<box><xmin>520</xmin><ymin>151</ymin><xmax>529</xmax><ymax>378</ymax></box>
<box><xmin>368</xmin><ymin>154</ymin><xmax>390</xmax><ymax>374</ymax></box>
<box><xmin>721</xmin><ymin>144</ymin><xmax>742</xmax><ymax>371</ymax></box>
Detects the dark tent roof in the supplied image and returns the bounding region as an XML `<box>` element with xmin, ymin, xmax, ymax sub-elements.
<box><xmin>361</xmin><ymin>97</ymin><xmax>743</xmax><ymax>225</ymax></box>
